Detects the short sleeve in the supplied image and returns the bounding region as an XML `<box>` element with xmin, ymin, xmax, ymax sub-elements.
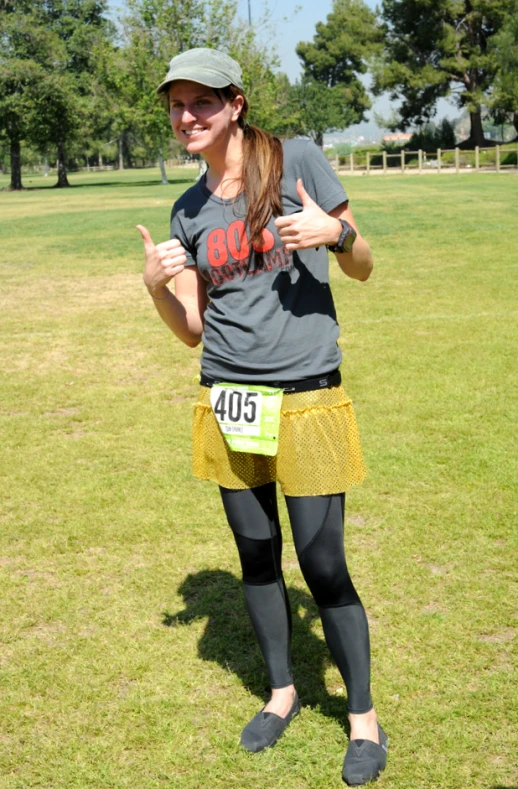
<box><xmin>302</xmin><ymin>142</ymin><xmax>348</xmax><ymax>214</ymax></box>
<box><xmin>170</xmin><ymin>204</ymin><xmax>196</xmax><ymax>267</ymax></box>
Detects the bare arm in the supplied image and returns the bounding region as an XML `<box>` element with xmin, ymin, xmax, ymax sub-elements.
<box><xmin>137</xmin><ymin>225</ymin><xmax>208</xmax><ymax>348</ymax></box>
<box><xmin>274</xmin><ymin>179</ymin><xmax>373</xmax><ymax>282</ymax></box>
<box><xmin>150</xmin><ymin>267</ymin><xmax>208</xmax><ymax>348</ymax></box>
<box><xmin>328</xmin><ymin>201</ymin><xmax>373</xmax><ymax>282</ymax></box>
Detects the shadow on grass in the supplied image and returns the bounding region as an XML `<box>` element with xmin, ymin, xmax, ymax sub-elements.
<box><xmin>69</xmin><ymin>178</ymin><xmax>196</xmax><ymax>189</ymax></box>
<box><xmin>163</xmin><ymin>569</ymin><xmax>351</xmax><ymax>734</ymax></box>
<box><xmin>14</xmin><ymin>178</ymin><xmax>196</xmax><ymax>191</ymax></box>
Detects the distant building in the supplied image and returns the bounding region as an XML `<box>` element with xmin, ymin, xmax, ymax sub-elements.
<box><xmin>382</xmin><ymin>133</ymin><xmax>413</xmax><ymax>143</ymax></box>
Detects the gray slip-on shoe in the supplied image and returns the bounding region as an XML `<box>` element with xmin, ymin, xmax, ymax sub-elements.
<box><xmin>240</xmin><ymin>693</ymin><xmax>300</xmax><ymax>753</ymax></box>
<box><xmin>342</xmin><ymin>724</ymin><xmax>388</xmax><ymax>786</ymax></box>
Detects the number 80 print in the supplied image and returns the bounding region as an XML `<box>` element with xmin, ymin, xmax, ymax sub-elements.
<box><xmin>207</xmin><ymin>220</ymin><xmax>275</xmax><ymax>268</ymax></box>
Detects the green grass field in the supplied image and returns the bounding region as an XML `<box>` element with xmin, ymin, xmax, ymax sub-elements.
<box><xmin>1</xmin><ymin>167</ymin><xmax>517</xmax><ymax>789</ymax></box>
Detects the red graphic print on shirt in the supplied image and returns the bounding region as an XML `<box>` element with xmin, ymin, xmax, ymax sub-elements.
<box><xmin>205</xmin><ymin>220</ymin><xmax>289</xmax><ymax>286</ymax></box>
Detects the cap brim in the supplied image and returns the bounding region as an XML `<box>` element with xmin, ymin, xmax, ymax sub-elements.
<box><xmin>156</xmin><ymin>69</ymin><xmax>233</xmax><ymax>95</ymax></box>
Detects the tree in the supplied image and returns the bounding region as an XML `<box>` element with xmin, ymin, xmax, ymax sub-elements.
<box><xmin>226</xmin><ymin>18</ymin><xmax>299</xmax><ymax>137</ymax></box>
<box><xmin>110</xmin><ymin>0</ymin><xmax>236</xmax><ymax>182</ymax></box>
<box><xmin>29</xmin><ymin>72</ymin><xmax>85</xmax><ymax>186</ymax></box>
<box><xmin>0</xmin><ymin>4</ymin><xmax>57</xmax><ymax>189</ymax></box>
<box><xmin>245</xmin><ymin>71</ymin><xmax>300</xmax><ymax>139</ymax></box>
<box><xmin>289</xmin><ymin>77</ymin><xmax>364</xmax><ymax>147</ymax></box>
<box><xmin>295</xmin><ymin>0</ymin><xmax>381</xmax><ymax>146</ymax></box>
<box><xmin>34</xmin><ymin>0</ymin><xmax>115</xmax><ymax>186</ymax></box>
<box><xmin>489</xmin><ymin>0</ymin><xmax>518</xmax><ymax>138</ymax></box>
<box><xmin>408</xmin><ymin>118</ymin><xmax>456</xmax><ymax>152</ymax></box>
<box><xmin>372</xmin><ymin>0</ymin><xmax>516</xmax><ymax>147</ymax></box>
<box><xmin>96</xmin><ymin>25</ymin><xmax>168</xmax><ymax>177</ymax></box>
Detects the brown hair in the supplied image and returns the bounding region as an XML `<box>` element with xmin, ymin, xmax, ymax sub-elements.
<box><xmin>216</xmin><ymin>86</ymin><xmax>284</xmax><ymax>248</ymax></box>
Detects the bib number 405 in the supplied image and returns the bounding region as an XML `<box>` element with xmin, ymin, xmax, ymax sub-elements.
<box><xmin>212</xmin><ymin>389</ymin><xmax>259</xmax><ymax>424</ymax></box>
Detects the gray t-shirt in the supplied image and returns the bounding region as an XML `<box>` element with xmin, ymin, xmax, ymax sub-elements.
<box><xmin>170</xmin><ymin>139</ymin><xmax>348</xmax><ymax>383</ymax></box>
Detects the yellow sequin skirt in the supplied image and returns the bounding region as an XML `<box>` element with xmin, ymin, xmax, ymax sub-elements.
<box><xmin>192</xmin><ymin>384</ymin><xmax>367</xmax><ymax>496</ymax></box>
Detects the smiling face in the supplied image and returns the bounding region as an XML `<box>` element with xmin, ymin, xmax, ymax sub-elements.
<box><xmin>168</xmin><ymin>80</ymin><xmax>244</xmax><ymax>157</ymax></box>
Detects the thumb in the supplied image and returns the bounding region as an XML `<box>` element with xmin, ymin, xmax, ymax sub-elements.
<box><xmin>136</xmin><ymin>224</ymin><xmax>154</xmax><ymax>248</ymax></box>
<box><xmin>296</xmin><ymin>178</ymin><xmax>314</xmax><ymax>207</ymax></box>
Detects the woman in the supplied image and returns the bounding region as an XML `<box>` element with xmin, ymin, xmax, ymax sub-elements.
<box><xmin>137</xmin><ymin>48</ymin><xmax>388</xmax><ymax>786</ymax></box>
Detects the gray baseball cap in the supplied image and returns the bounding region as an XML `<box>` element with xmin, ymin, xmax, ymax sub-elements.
<box><xmin>156</xmin><ymin>48</ymin><xmax>244</xmax><ymax>95</ymax></box>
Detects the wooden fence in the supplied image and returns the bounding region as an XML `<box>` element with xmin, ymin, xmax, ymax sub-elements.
<box><xmin>31</xmin><ymin>147</ymin><xmax>518</xmax><ymax>177</ymax></box>
<box><xmin>332</xmin><ymin>145</ymin><xmax>518</xmax><ymax>175</ymax></box>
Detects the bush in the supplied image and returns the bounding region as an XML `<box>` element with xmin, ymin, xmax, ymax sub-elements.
<box><xmin>502</xmin><ymin>149</ymin><xmax>518</xmax><ymax>166</ymax></box>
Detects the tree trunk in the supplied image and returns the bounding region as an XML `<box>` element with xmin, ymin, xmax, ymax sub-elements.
<box><xmin>55</xmin><ymin>140</ymin><xmax>70</xmax><ymax>187</ymax></box>
<box><xmin>314</xmin><ymin>131</ymin><xmax>324</xmax><ymax>149</ymax></box>
<box><xmin>459</xmin><ymin>108</ymin><xmax>494</xmax><ymax>148</ymax></box>
<box><xmin>513</xmin><ymin>110</ymin><xmax>518</xmax><ymax>139</ymax></box>
<box><xmin>158</xmin><ymin>152</ymin><xmax>168</xmax><ymax>185</ymax></box>
<box><xmin>123</xmin><ymin>135</ymin><xmax>133</xmax><ymax>169</ymax></box>
<box><xmin>98</xmin><ymin>151</ymin><xmax>103</xmax><ymax>168</ymax></box>
<box><xmin>469</xmin><ymin>110</ymin><xmax>486</xmax><ymax>145</ymax></box>
<box><xmin>9</xmin><ymin>138</ymin><xmax>23</xmax><ymax>190</ymax></box>
<box><xmin>44</xmin><ymin>155</ymin><xmax>49</xmax><ymax>177</ymax></box>
<box><xmin>118</xmin><ymin>137</ymin><xmax>124</xmax><ymax>170</ymax></box>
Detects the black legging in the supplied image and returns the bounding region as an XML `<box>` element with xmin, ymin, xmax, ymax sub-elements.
<box><xmin>220</xmin><ymin>482</ymin><xmax>373</xmax><ymax>714</ymax></box>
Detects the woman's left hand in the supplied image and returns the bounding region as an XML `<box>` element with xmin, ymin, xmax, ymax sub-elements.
<box><xmin>274</xmin><ymin>179</ymin><xmax>342</xmax><ymax>251</ymax></box>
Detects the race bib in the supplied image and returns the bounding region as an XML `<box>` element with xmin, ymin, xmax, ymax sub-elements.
<box><xmin>210</xmin><ymin>383</ymin><xmax>283</xmax><ymax>456</ymax></box>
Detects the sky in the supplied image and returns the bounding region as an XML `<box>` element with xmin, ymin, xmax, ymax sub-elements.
<box><xmin>108</xmin><ymin>0</ymin><xmax>458</xmax><ymax>137</ymax></box>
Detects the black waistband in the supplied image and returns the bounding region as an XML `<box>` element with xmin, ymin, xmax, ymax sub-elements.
<box><xmin>200</xmin><ymin>369</ymin><xmax>341</xmax><ymax>394</ymax></box>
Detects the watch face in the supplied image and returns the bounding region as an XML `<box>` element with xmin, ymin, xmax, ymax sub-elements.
<box><xmin>335</xmin><ymin>221</ymin><xmax>357</xmax><ymax>253</ymax></box>
<box><xmin>337</xmin><ymin>224</ymin><xmax>350</xmax><ymax>247</ymax></box>
<box><xmin>342</xmin><ymin>226</ymin><xmax>357</xmax><ymax>252</ymax></box>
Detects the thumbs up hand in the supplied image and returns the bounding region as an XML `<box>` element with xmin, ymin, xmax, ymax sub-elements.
<box><xmin>274</xmin><ymin>179</ymin><xmax>343</xmax><ymax>252</ymax></box>
<box><xmin>136</xmin><ymin>224</ymin><xmax>187</xmax><ymax>297</ymax></box>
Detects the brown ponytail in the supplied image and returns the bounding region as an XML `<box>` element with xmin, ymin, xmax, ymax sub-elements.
<box><xmin>218</xmin><ymin>86</ymin><xmax>283</xmax><ymax>248</ymax></box>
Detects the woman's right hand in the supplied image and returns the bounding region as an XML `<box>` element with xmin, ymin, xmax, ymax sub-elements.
<box><xmin>136</xmin><ymin>224</ymin><xmax>188</xmax><ymax>297</ymax></box>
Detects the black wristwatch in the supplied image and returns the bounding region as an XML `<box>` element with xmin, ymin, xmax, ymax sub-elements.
<box><xmin>327</xmin><ymin>219</ymin><xmax>357</xmax><ymax>254</ymax></box>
